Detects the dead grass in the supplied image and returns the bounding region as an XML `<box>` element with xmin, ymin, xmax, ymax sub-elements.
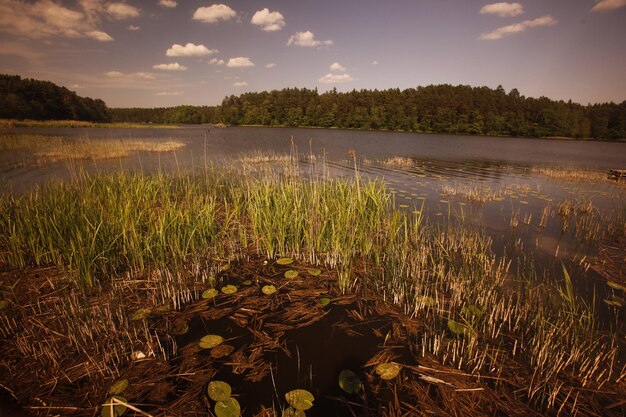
<box><xmin>380</xmin><ymin>156</ymin><xmax>414</xmax><ymax>168</ymax></box>
<box><xmin>0</xmin><ymin>134</ymin><xmax>185</xmax><ymax>163</ymax></box>
<box><xmin>531</xmin><ymin>167</ymin><xmax>606</xmax><ymax>183</ymax></box>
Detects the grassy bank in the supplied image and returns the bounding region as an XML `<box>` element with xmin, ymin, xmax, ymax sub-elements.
<box><xmin>0</xmin><ymin>161</ymin><xmax>624</xmax><ymax>416</ymax></box>
<box><xmin>0</xmin><ymin>134</ymin><xmax>185</xmax><ymax>166</ymax></box>
<box><xmin>0</xmin><ymin>119</ymin><xmax>177</xmax><ymax>129</ymax></box>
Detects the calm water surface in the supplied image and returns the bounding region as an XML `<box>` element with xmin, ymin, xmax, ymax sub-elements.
<box><xmin>1</xmin><ymin>125</ymin><xmax>625</xmax><ymax>322</ymax></box>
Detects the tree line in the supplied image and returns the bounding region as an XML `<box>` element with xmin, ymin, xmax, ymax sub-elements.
<box><xmin>0</xmin><ymin>74</ymin><xmax>110</xmax><ymax>122</ymax></box>
<box><xmin>112</xmin><ymin>85</ymin><xmax>625</xmax><ymax>140</ymax></box>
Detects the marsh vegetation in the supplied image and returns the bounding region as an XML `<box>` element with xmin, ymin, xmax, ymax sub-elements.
<box><xmin>0</xmin><ymin>130</ymin><xmax>624</xmax><ymax>416</ymax></box>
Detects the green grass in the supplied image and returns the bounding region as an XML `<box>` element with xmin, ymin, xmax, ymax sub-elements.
<box><xmin>0</xmin><ymin>159</ymin><xmax>623</xmax><ymax>415</ymax></box>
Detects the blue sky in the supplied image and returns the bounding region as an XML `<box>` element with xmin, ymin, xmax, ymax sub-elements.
<box><xmin>0</xmin><ymin>0</ymin><xmax>624</xmax><ymax>107</ymax></box>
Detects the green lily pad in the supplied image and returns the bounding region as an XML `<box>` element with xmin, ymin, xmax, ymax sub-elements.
<box><xmin>375</xmin><ymin>362</ymin><xmax>401</xmax><ymax>380</ymax></box>
<box><xmin>101</xmin><ymin>396</ymin><xmax>128</xmax><ymax>417</ymax></box>
<box><xmin>207</xmin><ymin>381</ymin><xmax>232</xmax><ymax>402</ymax></box>
<box><xmin>282</xmin><ymin>407</ymin><xmax>305</xmax><ymax>417</ymax></box>
<box><xmin>461</xmin><ymin>304</ymin><xmax>482</xmax><ymax>319</ymax></box>
<box><xmin>0</xmin><ymin>300</ymin><xmax>9</xmax><ymax>310</ymax></box>
<box><xmin>338</xmin><ymin>369</ymin><xmax>361</xmax><ymax>394</ymax></box>
<box><xmin>276</xmin><ymin>257</ymin><xmax>294</xmax><ymax>265</ymax></box>
<box><xmin>130</xmin><ymin>308</ymin><xmax>151</xmax><ymax>321</ymax></box>
<box><xmin>211</xmin><ymin>344</ymin><xmax>235</xmax><ymax>359</ymax></box>
<box><xmin>447</xmin><ymin>319</ymin><xmax>467</xmax><ymax>335</ymax></box>
<box><xmin>417</xmin><ymin>295</ymin><xmax>436</xmax><ymax>308</ymax></box>
<box><xmin>108</xmin><ymin>379</ymin><xmax>129</xmax><ymax>396</ymax></box>
<box><xmin>221</xmin><ymin>285</ymin><xmax>238</xmax><ymax>294</ymax></box>
<box><xmin>214</xmin><ymin>396</ymin><xmax>240</xmax><ymax>417</ymax></box>
<box><xmin>285</xmin><ymin>389</ymin><xmax>314</xmax><ymax>411</ymax></box>
<box><xmin>262</xmin><ymin>285</ymin><xmax>277</xmax><ymax>295</ymax></box>
<box><xmin>306</xmin><ymin>268</ymin><xmax>322</xmax><ymax>276</ymax></box>
<box><xmin>284</xmin><ymin>270</ymin><xmax>299</xmax><ymax>280</ymax></box>
<box><xmin>202</xmin><ymin>288</ymin><xmax>219</xmax><ymax>299</ymax></box>
<box><xmin>199</xmin><ymin>334</ymin><xmax>224</xmax><ymax>349</ymax></box>
<box><xmin>170</xmin><ymin>319</ymin><xmax>189</xmax><ymax>335</ymax></box>
<box><xmin>319</xmin><ymin>297</ymin><xmax>331</xmax><ymax>307</ymax></box>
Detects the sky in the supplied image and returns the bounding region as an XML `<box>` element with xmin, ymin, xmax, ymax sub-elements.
<box><xmin>0</xmin><ymin>0</ymin><xmax>625</xmax><ymax>108</ymax></box>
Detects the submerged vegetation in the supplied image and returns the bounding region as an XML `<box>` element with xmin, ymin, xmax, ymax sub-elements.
<box><xmin>0</xmin><ymin>152</ymin><xmax>624</xmax><ymax>416</ymax></box>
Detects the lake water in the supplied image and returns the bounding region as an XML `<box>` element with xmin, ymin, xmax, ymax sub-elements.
<box><xmin>1</xmin><ymin>125</ymin><xmax>625</xmax><ymax>322</ymax></box>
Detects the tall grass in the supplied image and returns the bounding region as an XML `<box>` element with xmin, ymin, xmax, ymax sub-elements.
<box><xmin>0</xmin><ymin>155</ymin><xmax>623</xmax><ymax>414</ymax></box>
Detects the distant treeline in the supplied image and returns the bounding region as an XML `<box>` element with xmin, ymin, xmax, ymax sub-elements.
<box><xmin>112</xmin><ymin>85</ymin><xmax>626</xmax><ymax>140</ymax></box>
<box><xmin>0</xmin><ymin>74</ymin><xmax>110</xmax><ymax>122</ymax></box>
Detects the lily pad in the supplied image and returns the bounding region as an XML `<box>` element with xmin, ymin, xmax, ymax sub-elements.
<box><xmin>207</xmin><ymin>381</ymin><xmax>232</xmax><ymax>402</ymax></box>
<box><xmin>108</xmin><ymin>379</ymin><xmax>129</xmax><ymax>396</ymax></box>
<box><xmin>211</xmin><ymin>344</ymin><xmax>235</xmax><ymax>359</ymax></box>
<box><xmin>306</xmin><ymin>268</ymin><xmax>322</xmax><ymax>276</ymax></box>
<box><xmin>447</xmin><ymin>319</ymin><xmax>467</xmax><ymax>335</ymax></box>
<box><xmin>338</xmin><ymin>369</ymin><xmax>361</xmax><ymax>394</ymax></box>
<box><xmin>0</xmin><ymin>300</ymin><xmax>9</xmax><ymax>310</ymax></box>
<box><xmin>276</xmin><ymin>257</ymin><xmax>294</xmax><ymax>265</ymax></box>
<box><xmin>101</xmin><ymin>396</ymin><xmax>128</xmax><ymax>417</ymax></box>
<box><xmin>284</xmin><ymin>270</ymin><xmax>299</xmax><ymax>280</ymax></box>
<box><xmin>130</xmin><ymin>308</ymin><xmax>151</xmax><ymax>321</ymax></box>
<box><xmin>282</xmin><ymin>407</ymin><xmax>305</xmax><ymax>417</ymax></box>
<box><xmin>242</xmin><ymin>280</ymin><xmax>253</xmax><ymax>286</ymax></box>
<box><xmin>214</xmin><ymin>397</ymin><xmax>240</xmax><ymax>417</ymax></box>
<box><xmin>170</xmin><ymin>319</ymin><xmax>189</xmax><ymax>335</ymax></box>
<box><xmin>375</xmin><ymin>362</ymin><xmax>401</xmax><ymax>380</ymax></box>
<box><xmin>319</xmin><ymin>297</ymin><xmax>331</xmax><ymax>307</ymax></box>
<box><xmin>202</xmin><ymin>288</ymin><xmax>219</xmax><ymax>299</ymax></box>
<box><xmin>199</xmin><ymin>334</ymin><xmax>224</xmax><ymax>349</ymax></box>
<box><xmin>461</xmin><ymin>304</ymin><xmax>482</xmax><ymax>319</ymax></box>
<box><xmin>221</xmin><ymin>285</ymin><xmax>238</xmax><ymax>295</ymax></box>
<box><xmin>417</xmin><ymin>295</ymin><xmax>436</xmax><ymax>308</ymax></box>
<box><xmin>262</xmin><ymin>285</ymin><xmax>277</xmax><ymax>295</ymax></box>
<box><xmin>285</xmin><ymin>389</ymin><xmax>314</xmax><ymax>411</ymax></box>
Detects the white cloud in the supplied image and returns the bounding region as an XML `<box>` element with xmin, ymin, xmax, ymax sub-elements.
<box><xmin>591</xmin><ymin>0</ymin><xmax>626</xmax><ymax>11</ymax></box>
<box><xmin>371</xmin><ymin>60</ymin><xmax>379</xmax><ymax>65</ymax></box>
<box><xmin>87</xmin><ymin>30</ymin><xmax>114</xmax><ymax>41</ymax></box>
<box><xmin>158</xmin><ymin>0</ymin><xmax>177</xmax><ymax>8</ymax></box>
<box><xmin>209</xmin><ymin>58</ymin><xmax>225</xmax><ymax>65</ymax></box>
<box><xmin>479</xmin><ymin>2</ymin><xmax>524</xmax><ymax>17</ymax></box>
<box><xmin>128</xmin><ymin>24</ymin><xmax>140</xmax><ymax>31</ymax></box>
<box><xmin>193</xmin><ymin>4</ymin><xmax>236</xmax><ymax>23</ymax></box>
<box><xmin>0</xmin><ymin>0</ymin><xmax>116</xmax><ymax>42</ymax></box>
<box><xmin>156</xmin><ymin>91</ymin><xmax>184</xmax><ymax>96</ymax></box>
<box><xmin>266</xmin><ymin>63</ymin><xmax>276</xmax><ymax>68</ymax></box>
<box><xmin>251</xmin><ymin>8</ymin><xmax>285</xmax><ymax>31</ymax></box>
<box><xmin>106</xmin><ymin>2</ymin><xmax>140</xmax><ymax>19</ymax></box>
<box><xmin>70</xmin><ymin>84</ymin><xmax>81</xmax><ymax>89</ymax></box>
<box><xmin>318</xmin><ymin>73</ymin><xmax>353</xmax><ymax>84</ymax></box>
<box><xmin>153</xmin><ymin>62</ymin><xmax>187</xmax><ymax>71</ymax></box>
<box><xmin>330</xmin><ymin>62</ymin><xmax>346</xmax><ymax>72</ymax></box>
<box><xmin>480</xmin><ymin>15</ymin><xmax>557</xmax><ymax>40</ymax></box>
<box><xmin>166</xmin><ymin>43</ymin><xmax>217</xmax><ymax>57</ymax></box>
<box><xmin>287</xmin><ymin>31</ymin><xmax>333</xmax><ymax>47</ymax></box>
<box><xmin>105</xmin><ymin>70</ymin><xmax>155</xmax><ymax>80</ymax></box>
<box><xmin>226</xmin><ymin>57</ymin><xmax>255</xmax><ymax>68</ymax></box>
<box><xmin>233</xmin><ymin>81</ymin><xmax>248</xmax><ymax>87</ymax></box>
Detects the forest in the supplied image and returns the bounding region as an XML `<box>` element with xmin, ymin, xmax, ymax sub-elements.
<box><xmin>0</xmin><ymin>74</ymin><xmax>110</xmax><ymax>122</ymax></box>
<box><xmin>111</xmin><ymin>85</ymin><xmax>625</xmax><ymax>140</ymax></box>
<box><xmin>1</xmin><ymin>73</ymin><xmax>624</xmax><ymax>139</ymax></box>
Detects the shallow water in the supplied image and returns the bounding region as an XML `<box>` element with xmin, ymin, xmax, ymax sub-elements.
<box><xmin>1</xmin><ymin>125</ymin><xmax>624</xmax><ymax>320</ymax></box>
